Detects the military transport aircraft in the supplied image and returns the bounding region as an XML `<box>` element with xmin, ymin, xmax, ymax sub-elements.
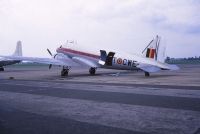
<box><xmin>0</xmin><ymin>41</ymin><xmax>22</xmax><ymax>71</ymax></box>
<box><xmin>0</xmin><ymin>36</ymin><xmax>179</xmax><ymax>76</ymax></box>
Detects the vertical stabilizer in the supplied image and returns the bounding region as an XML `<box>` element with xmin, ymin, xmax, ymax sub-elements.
<box><xmin>12</xmin><ymin>41</ymin><xmax>23</xmax><ymax>56</ymax></box>
<box><xmin>142</xmin><ymin>35</ymin><xmax>162</xmax><ymax>62</ymax></box>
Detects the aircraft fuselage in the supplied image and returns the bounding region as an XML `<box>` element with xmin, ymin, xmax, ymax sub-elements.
<box><xmin>56</xmin><ymin>47</ymin><xmax>139</xmax><ymax>71</ymax></box>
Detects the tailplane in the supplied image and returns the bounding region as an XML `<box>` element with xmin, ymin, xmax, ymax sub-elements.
<box><xmin>12</xmin><ymin>41</ymin><xmax>23</xmax><ymax>56</ymax></box>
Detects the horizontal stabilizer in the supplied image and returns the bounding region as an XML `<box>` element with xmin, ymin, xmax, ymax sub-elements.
<box><xmin>136</xmin><ymin>59</ymin><xmax>179</xmax><ymax>73</ymax></box>
<box><xmin>137</xmin><ymin>64</ymin><xmax>161</xmax><ymax>73</ymax></box>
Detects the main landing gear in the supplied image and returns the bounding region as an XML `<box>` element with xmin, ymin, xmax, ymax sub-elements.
<box><xmin>89</xmin><ymin>67</ymin><xmax>96</xmax><ymax>75</ymax></box>
<box><xmin>60</xmin><ymin>67</ymin><xmax>97</xmax><ymax>77</ymax></box>
<box><xmin>61</xmin><ymin>66</ymin><xmax>70</xmax><ymax>77</ymax></box>
<box><xmin>145</xmin><ymin>72</ymin><xmax>150</xmax><ymax>77</ymax></box>
<box><xmin>0</xmin><ymin>67</ymin><xmax>4</xmax><ymax>71</ymax></box>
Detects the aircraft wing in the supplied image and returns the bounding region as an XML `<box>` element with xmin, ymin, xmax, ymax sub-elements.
<box><xmin>0</xmin><ymin>55</ymin><xmax>78</xmax><ymax>66</ymax></box>
<box><xmin>72</xmin><ymin>57</ymin><xmax>100</xmax><ymax>67</ymax></box>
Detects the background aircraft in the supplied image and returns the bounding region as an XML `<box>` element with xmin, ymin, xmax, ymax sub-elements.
<box><xmin>0</xmin><ymin>36</ymin><xmax>179</xmax><ymax>76</ymax></box>
<box><xmin>0</xmin><ymin>41</ymin><xmax>22</xmax><ymax>71</ymax></box>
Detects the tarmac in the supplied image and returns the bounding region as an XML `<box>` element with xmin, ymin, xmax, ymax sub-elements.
<box><xmin>0</xmin><ymin>64</ymin><xmax>200</xmax><ymax>134</ymax></box>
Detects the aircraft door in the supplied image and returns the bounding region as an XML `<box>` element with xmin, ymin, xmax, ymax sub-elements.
<box><xmin>105</xmin><ymin>52</ymin><xmax>115</xmax><ymax>66</ymax></box>
<box><xmin>99</xmin><ymin>50</ymin><xmax>115</xmax><ymax>66</ymax></box>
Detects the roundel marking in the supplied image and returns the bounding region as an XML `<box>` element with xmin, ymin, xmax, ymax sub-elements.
<box><xmin>117</xmin><ymin>58</ymin><xmax>123</xmax><ymax>64</ymax></box>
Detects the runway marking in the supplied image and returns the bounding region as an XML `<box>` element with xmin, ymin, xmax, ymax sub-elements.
<box><xmin>0</xmin><ymin>91</ymin><xmax>200</xmax><ymax>134</ymax></box>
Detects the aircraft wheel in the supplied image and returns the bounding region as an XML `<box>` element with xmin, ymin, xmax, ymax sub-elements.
<box><xmin>89</xmin><ymin>67</ymin><xmax>96</xmax><ymax>75</ymax></box>
<box><xmin>145</xmin><ymin>72</ymin><xmax>150</xmax><ymax>77</ymax></box>
<box><xmin>61</xmin><ymin>69</ymin><xmax>69</xmax><ymax>77</ymax></box>
<box><xmin>0</xmin><ymin>67</ymin><xmax>4</xmax><ymax>71</ymax></box>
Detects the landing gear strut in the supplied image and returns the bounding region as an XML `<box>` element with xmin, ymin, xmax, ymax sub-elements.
<box><xmin>61</xmin><ymin>66</ymin><xmax>70</xmax><ymax>77</ymax></box>
<box><xmin>145</xmin><ymin>72</ymin><xmax>150</xmax><ymax>77</ymax></box>
<box><xmin>89</xmin><ymin>67</ymin><xmax>96</xmax><ymax>75</ymax></box>
<box><xmin>0</xmin><ymin>67</ymin><xmax>4</xmax><ymax>71</ymax></box>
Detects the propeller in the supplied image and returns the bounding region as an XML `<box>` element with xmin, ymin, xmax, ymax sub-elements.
<box><xmin>47</xmin><ymin>48</ymin><xmax>53</xmax><ymax>56</ymax></box>
<box><xmin>47</xmin><ymin>48</ymin><xmax>53</xmax><ymax>69</ymax></box>
<box><xmin>49</xmin><ymin>64</ymin><xmax>52</xmax><ymax>69</ymax></box>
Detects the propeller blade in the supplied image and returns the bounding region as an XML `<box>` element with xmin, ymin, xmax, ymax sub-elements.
<box><xmin>53</xmin><ymin>54</ymin><xmax>58</xmax><ymax>59</ymax></box>
<box><xmin>47</xmin><ymin>49</ymin><xmax>53</xmax><ymax>56</ymax></box>
<box><xmin>49</xmin><ymin>64</ymin><xmax>52</xmax><ymax>69</ymax></box>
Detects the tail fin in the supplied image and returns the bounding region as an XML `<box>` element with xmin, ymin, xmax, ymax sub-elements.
<box><xmin>12</xmin><ymin>41</ymin><xmax>23</xmax><ymax>56</ymax></box>
<box><xmin>142</xmin><ymin>35</ymin><xmax>161</xmax><ymax>61</ymax></box>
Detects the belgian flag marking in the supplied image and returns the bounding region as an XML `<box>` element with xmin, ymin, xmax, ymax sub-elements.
<box><xmin>146</xmin><ymin>48</ymin><xmax>156</xmax><ymax>59</ymax></box>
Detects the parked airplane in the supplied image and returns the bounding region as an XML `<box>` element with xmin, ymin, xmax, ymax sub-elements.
<box><xmin>0</xmin><ymin>36</ymin><xmax>179</xmax><ymax>76</ymax></box>
<box><xmin>0</xmin><ymin>41</ymin><xmax>22</xmax><ymax>71</ymax></box>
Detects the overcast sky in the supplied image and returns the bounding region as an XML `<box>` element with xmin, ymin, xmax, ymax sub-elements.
<box><xmin>0</xmin><ymin>0</ymin><xmax>200</xmax><ymax>58</ymax></box>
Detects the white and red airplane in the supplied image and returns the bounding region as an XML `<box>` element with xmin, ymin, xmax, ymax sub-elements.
<box><xmin>0</xmin><ymin>36</ymin><xmax>179</xmax><ymax>77</ymax></box>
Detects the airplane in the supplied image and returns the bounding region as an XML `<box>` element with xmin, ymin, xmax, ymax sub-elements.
<box><xmin>0</xmin><ymin>36</ymin><xmax>179</xmax><ymax>77</ymax></box>
<box><xmin>0</xmin><ymin>41</ymin><xmax>23</xmax><ymax>71</ymax></box>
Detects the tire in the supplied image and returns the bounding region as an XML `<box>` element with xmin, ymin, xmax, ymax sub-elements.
<box><xmin>145</xmin><ymin>72</ymin><xmax>150</xmax><ymax>77</ymax></box>
<box><xmin>89</xmin><ymin>68</ymin><xmax>96</xmax><ymax>75</ymax></box>
<box><xmin>0</xmin><ymin>67</ymin><xmax>4</xmax><ymax>71</ymax></box>
<box><xmin>61</xmin><ymin>69</ymin><xmax>69</xmax><ymax>77</ymax></box>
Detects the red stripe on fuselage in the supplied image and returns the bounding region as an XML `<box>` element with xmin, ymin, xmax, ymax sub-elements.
<box><xmin>56</xmin><ymin>48</ymin><xmax>100</xmax><ymax>59</ymax></box>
